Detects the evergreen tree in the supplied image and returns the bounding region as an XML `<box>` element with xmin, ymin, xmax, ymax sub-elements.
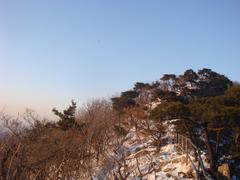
<box><xmin>52</xmin><ymin>100</ymin><xmax>77</xmax><ymax>130</ymax></box>
<box><xmin>150</xmin><ymin>85</ymin><xmax>240</xmax><ymax>175</ymax></box>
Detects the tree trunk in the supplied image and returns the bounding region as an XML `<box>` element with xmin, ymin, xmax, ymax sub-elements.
<box><xmin>203</xmin><ymin>126</ymin><xmax>217</xmax><ymax>173</ymax></box>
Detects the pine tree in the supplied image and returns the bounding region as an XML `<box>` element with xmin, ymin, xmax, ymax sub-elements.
<box><xmin>52</xmin><ymin>100</ymin><xmax>77</xmax><ymax>130</ymax></box>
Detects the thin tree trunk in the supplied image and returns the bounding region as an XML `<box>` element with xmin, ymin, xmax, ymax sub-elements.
<box><xmin>203</xmin><ymin>126</ymin><xmax>217</xmax><ymax>173</ymax></box>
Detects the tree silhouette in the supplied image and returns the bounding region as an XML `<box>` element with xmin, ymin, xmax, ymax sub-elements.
<box><xmin>52</xmin><ymin>100</ymin><xmax>77</xmax><ymax>130</ymax></box>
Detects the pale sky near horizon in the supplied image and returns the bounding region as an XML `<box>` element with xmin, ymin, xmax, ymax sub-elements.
<box><xmin>1</xmin><ymin>0</ymin><xmax>240</xmax><ymax>119</ymax></box>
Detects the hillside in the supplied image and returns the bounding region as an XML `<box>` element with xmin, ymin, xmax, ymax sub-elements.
<box><xmin>0</xmin><ymin>68</ymin><xmax>239</xmax><ymax>179</ymax></box>
<box><xmin>93</xmin><ymin>121</ymin><xmax>198</xmax><ymax>180</ymax></box>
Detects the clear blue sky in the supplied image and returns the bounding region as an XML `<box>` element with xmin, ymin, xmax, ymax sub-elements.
<box><xmin>1</xmin><ymin>0</ymin><xmax>240</xmax><ymax>118</ymax></box>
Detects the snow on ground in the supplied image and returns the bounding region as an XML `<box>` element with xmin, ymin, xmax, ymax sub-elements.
<box><xmin>93</xmin><ymin>123</ymin><xmax>196</xmax><ymax>180</ymax></box>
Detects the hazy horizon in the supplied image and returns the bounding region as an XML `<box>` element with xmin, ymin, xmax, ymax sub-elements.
<box><xmin>1</xmin><ymin>0</ymin><xmax>240</xmax><ymax>118</ymax></box>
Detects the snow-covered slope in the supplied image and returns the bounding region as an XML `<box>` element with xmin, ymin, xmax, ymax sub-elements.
<box><xmin>93</xmin><ymin>123</ymin><xmax>196</xmax><ymax>180</ymax></box>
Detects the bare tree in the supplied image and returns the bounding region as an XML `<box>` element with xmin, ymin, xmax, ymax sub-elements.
<box><xmin>76</xmin><ymin>99</ymin><xmax>116</xmax><ymax>165</ymax></box>
<box><xmin>0</xmin><ymin>109</ymin><xmax>95</xmax><ymax>179</ymax></box>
